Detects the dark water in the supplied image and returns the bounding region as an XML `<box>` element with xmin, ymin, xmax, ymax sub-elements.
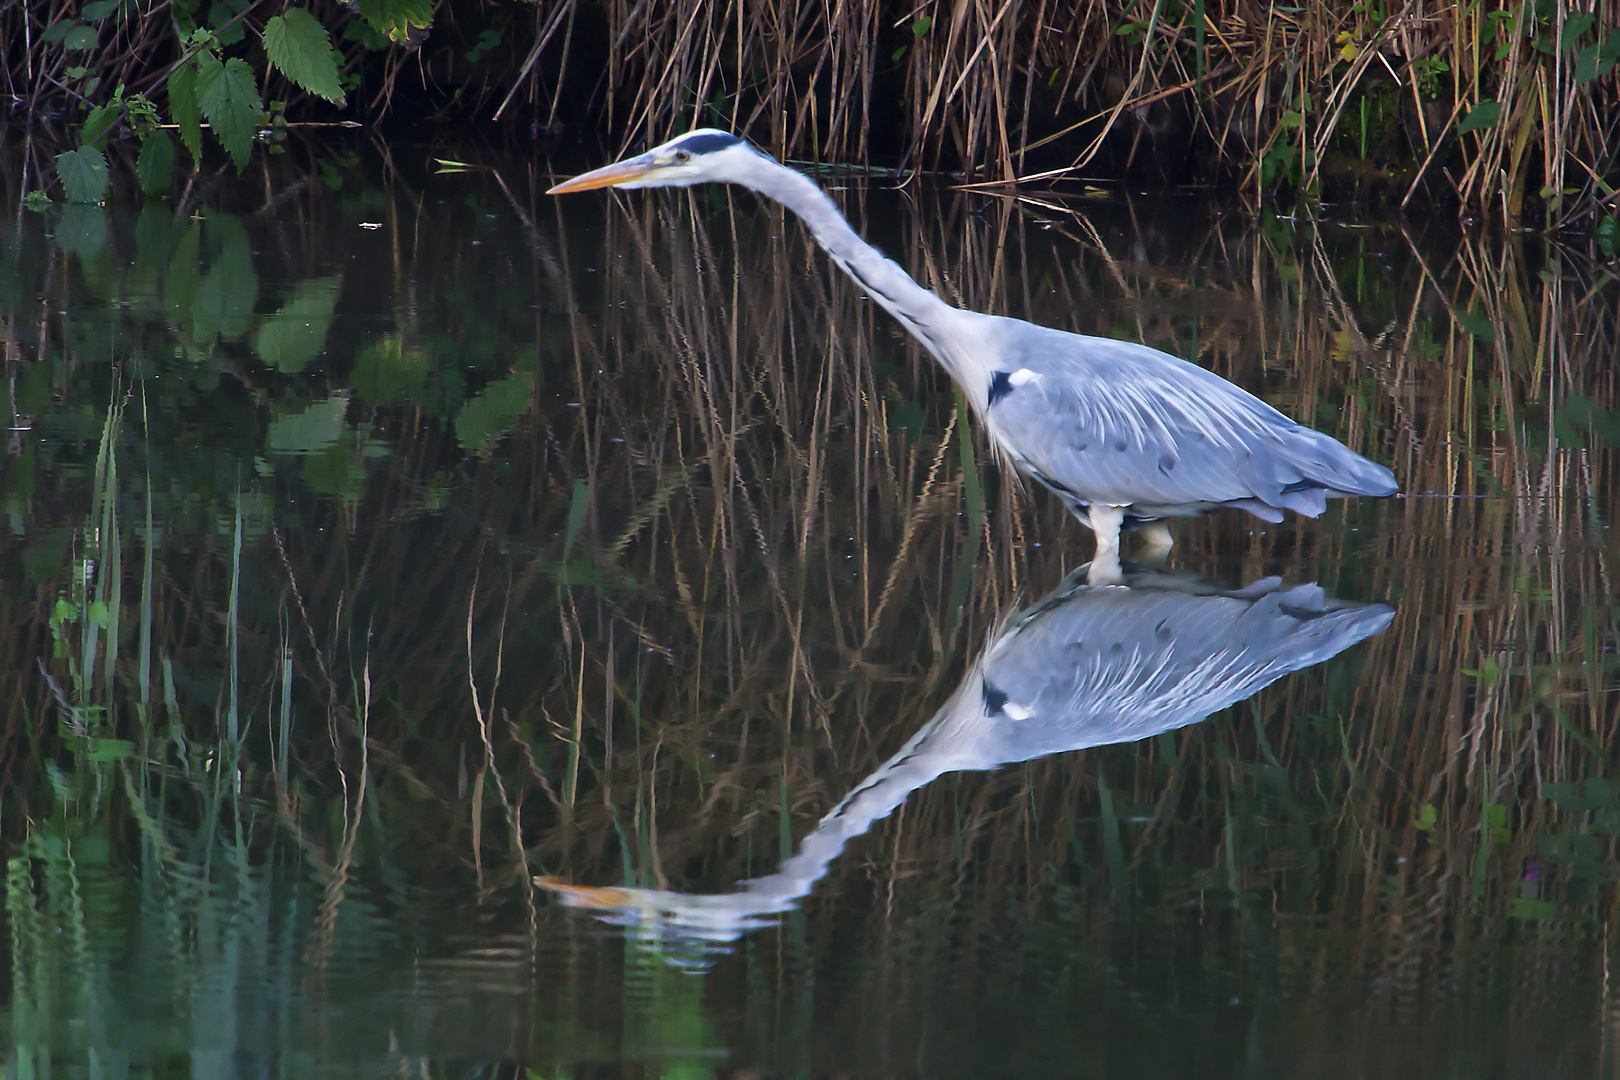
<box><xmin>1</xmin><ymin>137</ymin><xmax>1617</xmax><ymax>1078</ymax></box>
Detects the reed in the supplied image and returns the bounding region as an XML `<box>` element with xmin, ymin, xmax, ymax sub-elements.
<box><xmin>8</xmin><ymin>0</ymin><xmax>1620</xmax><ymax>223</ymax></box>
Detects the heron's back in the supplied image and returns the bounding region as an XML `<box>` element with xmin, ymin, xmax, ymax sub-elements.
<box><xmin>977</xmin><ymin>320</ymin><xmax>1396</xmax><ymax>518</ymax></box>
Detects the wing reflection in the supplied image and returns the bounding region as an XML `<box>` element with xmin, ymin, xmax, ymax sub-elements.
<box><xmin>539</xmin><ymin>568</ymin><xmax>1394</xmax><ymax>951</ymax></box>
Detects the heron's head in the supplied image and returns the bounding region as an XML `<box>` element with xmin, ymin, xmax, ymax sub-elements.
<box><xmin>548</xmin><ymin>129</ymin><xmax>759</xmax><ymax>194</ymax></box>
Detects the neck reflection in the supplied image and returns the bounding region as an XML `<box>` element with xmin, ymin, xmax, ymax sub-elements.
<box><xmin>540</xmin><ymin>567</ymin><xmax>1394</xmax><ymax>952</ymax></box>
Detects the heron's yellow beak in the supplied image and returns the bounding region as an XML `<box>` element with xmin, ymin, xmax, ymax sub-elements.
<box><xmin>547</xmin><ymin>158</ymin><xmax>658</xmax><ymax>194</ymax></box>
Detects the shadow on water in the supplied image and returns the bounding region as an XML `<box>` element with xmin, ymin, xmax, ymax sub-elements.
<box><xmin>0</xmin><ymin>137</ymin><xmax>1617</xmax><ymax>1077</ymax></box>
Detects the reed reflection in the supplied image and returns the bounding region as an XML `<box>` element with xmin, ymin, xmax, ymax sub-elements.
<box><xmin>540</xmin><ymin>567</ymin><xmax>1394</xmax><ymax>951</ymax></box>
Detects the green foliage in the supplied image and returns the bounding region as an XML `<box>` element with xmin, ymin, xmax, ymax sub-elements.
<box><xmin>263</xmin><ymin>8</ymin><xmax>345</xmax><ymax>103</ymax></box>
<box><xmin>268</xmin><ymin>397</ymin><xmax>348</xmax><ymax>453</ymax></box>
<box><xmin>1458</xmin><ymin>100</ymin><xmax>1501</xmax><ymax>135</ymax></box>
<box><xmin>358</xmin><ymin>0</ymin><xmax>433</xmax><ymax>43</ymax></box>
<box><xmin>456</xmin><ymin>373</ymin><xmax>535</xmax><ymax>453</ymax></box>
<box><xmin>168</xmin><ymin>62</ymin><xmax>204</xmax><ymax>164</ymax></box>
<box><xmin>64</xmin><ymin>24</ymin><xmax>100</xmax><ymax>50</ymax></box>
<box><xmin>196</xmin><ymin>56</ymin><xmax>263</xmax><ymax>170</ymax></box>
<box><xmin>136</xmin><ymin>131</ymin><xmax>176</xmax><ymax>195</ymax></box>
<box><xmin>55</xmin><ymin>147</ymin><xmax>110</xmax><ymax>204</ymax></box>
<box><xmin>253</xmin><ymin>278</ymin><xmax>342</xmax><ymax>372</ymax></box>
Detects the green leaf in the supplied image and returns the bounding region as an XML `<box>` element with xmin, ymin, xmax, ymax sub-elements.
<box><xmin>264</xmin><ymin>8</ymin><xmax>345</xmax><ymax>103</ymax></box>
<box><xmin>56</xmin><ymin>204</ymin><xmax>109</xmax><ymax>256</ymax></box>
<box><xmin>85</xmin><ymin>737</ymin><xmax>135</xmax><ymax>762</ymax></box>
<box><xmin>1455</xmin><ymin>307</ymin><xmax>1495</xmax><ymax>340</ymax></box>
<box><xmin>357</xmin><ymin>0</ymin><xmax>433</xmax><ymax>43</ymax></box>
<box><xmin>1279</xmin><ymin>109</ymin><xmax>1303</xmax><ymax>128</ymax></box>
<box><xmin>42</xmin><ymin>21</ymin><xmax>72</xmax><ymax>44</ymax></box>
<box><xmin>268</xmin><ymin>397</ymin><xmax>347</xmax><ymax>453</ymax></box>
<box><xmin>253</xmin><ymin>277</ymin><xmax>341</xmax><ymax>372</ymax></box>
<box><xmin>912</xmin><ymin>15</ymin><xmax>932</xmax><ymax>37</ymax></box>
<box><xmin>55</xmin><ymin>146</ymin><xmax>109</xmax><ymax>203</ymax></box>
<box><xmin>136</xmin><ymin>131</ymin><xmax>176</xmax><ymax>195</ymax></box>
<box><xmin>64</xmin><ymin>24</ymin><xmax>100</xmax><ymax>49</ymax></box>
<box><xmin>1573</xmin><ymin>39</ymin><xmax>1619</xmax><ymax>83</ymax></box>
<box><xmin>1458</xmin><ymin>99</ymin><xmax>1501</xmax><ymax>134</ymax></box>
<box><xmin>1561</xmin><ymin>11</ymin><xmax>1594</xmax><ymax>48</ymax></box>
<box><xmin>81</xmin><ymin>0</ymin><xmax>121</xmax><ymax>19</ymax></box>
<box><xmin>1509</xmin><ymin>897</ymin><xmax>1559</xmax><ymax>921</ymax></box>
<box><xmin>196</xmin><ymin>56</ymin><xmax>263</xmax><ymax>169</ymax></box>
<box><xmin>455</xmin><ymin>373</ymin><xmax>534</xmax><ymax>453</ymax></box>
<box><xmin>1603</xmin><ymin>28</ymin><xmax>1620</xmax><ymax>64</ymax></box>
<box><xmin>81</xmin><ymin>103</ymin><xmax>123</xmax><ymax>147</ymax></box>
<box><xmin>168</xmin><ymin>62</ymin><xmax>203</xmax><ymax>163</ymax></box>
<box><xmin>191</xmin><ymin>219</ymin><xmax>258</xmax><ymax>342</ymax></box>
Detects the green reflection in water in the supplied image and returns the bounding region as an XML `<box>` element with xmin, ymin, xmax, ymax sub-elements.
<box><xmin>0</xmin><ymin>140</ymin><xmax>1618</xmax><ymax>1078</ymax></box>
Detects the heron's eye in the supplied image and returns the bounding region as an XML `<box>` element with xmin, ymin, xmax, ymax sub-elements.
<box><xmin>673</xmin><ymin>150</ymin><xmax>692</xmax><ymax>164</ymax></box>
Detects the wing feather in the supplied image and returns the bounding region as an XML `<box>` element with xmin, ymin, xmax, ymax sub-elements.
<box><xmin>981</xmin><ymin>322</ymin><xmax>1395</xmax><ymax>515</ymax></box>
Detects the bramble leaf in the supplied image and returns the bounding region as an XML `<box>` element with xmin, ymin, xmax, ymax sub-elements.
<box><xmin>196</xmin><ymin>55</ymin><xmax>263</xmax><ymax>169</ymax></box>
<box><xmin>137</xmin><ymin>131</ymin><xmax>176</xmax><ymax>195</ymax></box>
<box><xmin>55</xmin><ymin>146</ymin><xmax>110</xmax><ymax>203</ymax></box>
<box><xmin>264</xmin><ymin>8</ymin><xmax>345</xmax><ymax>102</ymax></box>
<box><xmin>168</xmin><ymin>62</ymin><xmax>204</xmax><ymax>163</ymax></box>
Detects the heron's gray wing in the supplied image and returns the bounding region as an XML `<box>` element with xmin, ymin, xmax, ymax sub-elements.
<box><xmin>984</xmin><ymin>322</ymin><xmax>1396</xmax><ymax>514</ymax></box>
<box><xmin>977</xmin><ymin>580</ymin><xmax>1394</xmax><ymax>759</ymax></box>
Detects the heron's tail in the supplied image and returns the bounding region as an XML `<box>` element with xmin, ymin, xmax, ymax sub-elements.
<box><xmin>1246</xmin><ymin>427</ymin><xmax>1396</xmax><ymax>517</ymax></box>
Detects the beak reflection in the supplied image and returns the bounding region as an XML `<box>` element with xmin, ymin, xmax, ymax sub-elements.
<box><xmin>540</xmin><ymin>566</ymin><xmax>1394</xmax><ymax>956</ymax></box>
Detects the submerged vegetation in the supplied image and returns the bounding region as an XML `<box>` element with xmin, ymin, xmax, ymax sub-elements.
<box><xmin>7</xmin><ymin>0</ymin><xmax>1620</xmax><ymax>224</ymax></box>
<box><xmin>1</xmin><ymin>143</ymin><xmax>1618</xmax><ymax>1071</ymax></box>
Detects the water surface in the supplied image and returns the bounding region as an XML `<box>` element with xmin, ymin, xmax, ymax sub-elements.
<box><xmin>1</xmin><ymin>137</ymin><xmax>1617</xmax><ymax>1078</ymax></box>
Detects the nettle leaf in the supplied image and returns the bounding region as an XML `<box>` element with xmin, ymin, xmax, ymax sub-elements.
<box><xmin>168</xmin><ymin>62</ymin><xmax>203</xmax><ymax>162</ymax></box>
<box><xmin>137</xmin><ymin>131</ymin><xmax>176</xmax><ymax>195</ymax></box>
<box><xmin>64</xmin><ymin>24</ymin><xmax>100</xmax><ymax>49</ymax></box>
<box><xmin>264</xmin><ymin>8</ymin><xmax>345</xmax><ymax>103</ymax></box>
<box><xmin>253</xmin><ymin>277</ymin><xmax>342</xmax><ymax>373</ymax></box>
<box><xmin>196</xmin><ymin>55</ymin><xmax>263</xmax><ymax>170</ymax></box>
<box><xmin>55</xmin><ymin>146</ymin><xmax>110</xmax><ymax>203</ymax></box>
<box><xmin>1458</xmin><ymin>100</ymin><xmax>1501</xmax><ymax>134</ymax></box>
<box><xmin>358</xmin><ymin>0</ymin><xmax>433</xmax><ymax>43</ymax></box>
<box><xmin>81</xmin><ymin>103</ymin><xmax>124</xmax><ymax>147</ymax></box>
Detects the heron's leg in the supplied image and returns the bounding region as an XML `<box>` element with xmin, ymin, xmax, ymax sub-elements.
<box><xmin>1086</xmin><ymin>505</ymin><xmax>1126</xmax><ymax>586</ymax></box>
<box><xmin>1136</xmin><ymin>520</ymin><xmax>1174</xmax><ymax>567</ymax></box>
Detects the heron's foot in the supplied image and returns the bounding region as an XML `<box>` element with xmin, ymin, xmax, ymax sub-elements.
<box><xmin>1085</xmin><ymin>556</ymin><xmax>1125</xmax><ymax>586</ymax></box>
<box><xmin>1087</xmin><ymin>505</ymin><xmax>1127</xmax><ymax>586</ymax></box>
<box><xmin>1136</xmin><ymin>520</ymin><xmax>1174</xmax><ymax>552</ymax></box>
<box><xmin>1133</xmin><ymin>521</ymin><xmax>1174</xmax><ymax>569</ymax></box>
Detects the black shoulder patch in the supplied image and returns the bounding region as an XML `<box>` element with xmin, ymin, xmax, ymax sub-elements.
<box><xmin>982</xmin><ymin>682</ymin><xmax>1010</xmax><ymax>716</ymax></box>
<box><xmin>987</xmin><ymin>370</ymin><xmax>1014</xmax><ymax>407</ymax></box>
<box><xmin>676</xmin><ymin>132</ymin><xmax>743</xmax><ymax>155</ymax></box>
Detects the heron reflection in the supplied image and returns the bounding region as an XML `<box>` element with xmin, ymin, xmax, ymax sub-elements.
<box><xmin>540</xmin><ymin>566</ymin><xmax>1393</xmax><ymax>949</ymax></box>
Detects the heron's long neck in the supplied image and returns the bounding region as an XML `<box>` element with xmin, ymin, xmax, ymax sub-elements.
<box><xmin>739</xmin><ymin>157</ymin><xmax>968</xmax><ymax>371</ymax></box>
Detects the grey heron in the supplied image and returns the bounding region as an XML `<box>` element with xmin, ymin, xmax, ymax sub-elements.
<box><xmin>538</xmin><ymin>565</ymin><xmax>1395</xmax><ymax>950</ymax></box>
<box><xmin>550</xmin><ymin>131</ymin><xmax>1399</xmax><ymax>584</ymax></box>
